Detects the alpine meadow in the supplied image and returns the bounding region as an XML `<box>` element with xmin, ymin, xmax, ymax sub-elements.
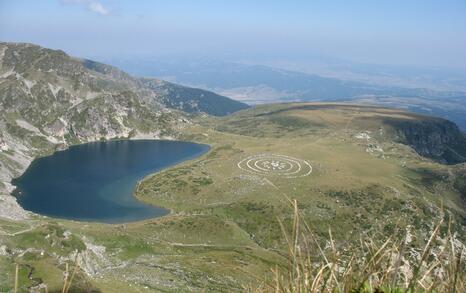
<box><xmin>0</xmin><ymin>1</ymin><xmax>465</xmax><ymax>292</ymax></box>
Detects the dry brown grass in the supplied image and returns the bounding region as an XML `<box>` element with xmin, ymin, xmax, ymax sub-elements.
<box><xmin>249</xmin><ymin>200</ymin><xmax>465</xmax><ymax>293</ymax></box>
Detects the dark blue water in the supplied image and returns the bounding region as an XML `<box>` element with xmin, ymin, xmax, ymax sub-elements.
<box><xmin>13</xmin><ymin>140</ymin><xmax>209</xmax><ymax>223</ymax></box>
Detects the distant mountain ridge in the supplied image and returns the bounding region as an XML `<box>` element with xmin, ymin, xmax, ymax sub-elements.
<box><xmin>109</xmin><ymin>58</ymin><xmax>466</xmax><ymax>131</ymax></box>
<box><xmin>80</xmin><ymin>58</ymin><xmax>249</xmax><ymax>116</ymax></box>
<box><xmin>1</xmin><ymin>45</ymin><xmax>466</xmax><ymax>292</ymax></box>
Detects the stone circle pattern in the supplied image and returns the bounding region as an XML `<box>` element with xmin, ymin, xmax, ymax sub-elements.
<box><xmin>237</xmin><ymin>154</ymin><xmax>312</xmax><ymax>178</ymax></box>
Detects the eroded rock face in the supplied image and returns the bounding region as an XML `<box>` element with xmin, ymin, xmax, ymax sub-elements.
<box><xmin>0</xmin><ymin>43</ymin><xmax>181</xmax><ymax>189</ymax></box>
<box><xmin>0</xmin><ymin>41</ymin><xmax>249</xmax><ymax>220</ymax></box>
<box><xmin>0</xmin><ymin>43</ymin><xmax>185</xmax><ymax>219</ymax></box>
<box><xmin>388</xmin><ymin>117</ymin><xmax>466</xmax><ymax>164</ymax></box>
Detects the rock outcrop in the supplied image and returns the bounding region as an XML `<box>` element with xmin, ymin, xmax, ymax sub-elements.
<box><xmin>387</xmin><ymin>117</ymin><xmax>466</xmax><ymax>164</ymax></box>
<box><xmin>0</xmin><ymin>41</ymin><xmax>247</xmax><ymax>220</ymax></box>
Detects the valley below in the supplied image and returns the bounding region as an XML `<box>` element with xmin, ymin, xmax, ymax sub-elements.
<box><xmin>1</xmin><ymin>103</ymin><xmax>466</xmax><ymax>292</ymax></box>
<box><xmin>0</xmin><ymin>43</ymin><xmax>465</xmax><ymax>292</ymax></box>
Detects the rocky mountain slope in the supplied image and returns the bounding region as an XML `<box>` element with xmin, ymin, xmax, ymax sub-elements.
<box><xmin>386</xmin><ymin>115</ymin><xmax>466</xmax><ymax>164</ymax></box>
<box><xmin>82</xmin><ymin>58</ymin><xmax>249</xmax><ymax>116</ymax></box>
<box><xmin>1</xmin><ymin>100</ymin><xmax>465</xmax><ymax>291</ymax></box>
<box><xmin>0</xmin><ymin>44</ymin><xmax>465</xmax><ymax>292</ymax></box>
<box><xmin>140</xmin><ymin>78</ymin><xmax>249</xmax><ymax>116</ymax></box>
<box><xmin>0</xmin><ymin>42</ymin><xmax>247</xmax><ymax>219</ymax></box>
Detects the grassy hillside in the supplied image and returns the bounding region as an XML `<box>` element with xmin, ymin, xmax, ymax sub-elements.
<box><xmin>0</xmin><ymin>103</ymin><xmax>465</xmax><ymax>292</ymax></box>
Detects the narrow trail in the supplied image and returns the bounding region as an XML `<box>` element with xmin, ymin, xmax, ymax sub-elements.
<box><xmin>0</xmin><ymin>222</ymin><xmax>39</xmax><ymax>237</ymax></box>
<box><xmin>165</xmin><ymin>242</ymin><xmax>256</xmax><ymax>249</ymax></box>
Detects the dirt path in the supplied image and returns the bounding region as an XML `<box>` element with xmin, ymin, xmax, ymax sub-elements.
<box><xmin>0</xmin><ymin>222</ymin><xmax>38</xmax><ymax>236</ymax></box>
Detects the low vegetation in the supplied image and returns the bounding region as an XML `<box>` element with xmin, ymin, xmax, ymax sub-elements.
<box><xmin>1</xmin><ymin>103</ymin><xmax>466</xmax><ymax>292</ymax></box>
<box><xmin>250</xmin><ymin>200</ymin><xmax>465</xmax><ymax>292</ymax></box>
<box><xmin>7</xmin><ymin>200</ymin><xmax>465</xmax><ymax>292</ymax></box>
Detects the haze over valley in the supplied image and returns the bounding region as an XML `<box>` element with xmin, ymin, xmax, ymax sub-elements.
<box><xmin>109</xmin><ymin>57</ymin><xmax>466</xmax><ymax>131</ymax></box>
<box><xmin>0</xmin><ymin>1</ymin><xmax>465</xmax><ymax>292</ymax></box>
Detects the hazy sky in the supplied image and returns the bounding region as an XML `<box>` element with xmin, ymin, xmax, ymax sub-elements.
<box><xmin>1</xmin><ymin>0</ymin><xmax>466</xmax><ymax>68</ymax></box>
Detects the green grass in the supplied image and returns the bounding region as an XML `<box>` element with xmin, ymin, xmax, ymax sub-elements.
<box><xmin>1</xmin><ymin>103</ymin><xmax>465</xmax><ymax>292</ymax></box>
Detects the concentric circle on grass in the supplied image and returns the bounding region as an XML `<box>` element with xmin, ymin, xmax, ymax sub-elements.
<box><xmin>237</xmin><ymin>154</ymin><xmax>312</xmax><ymax>178</ymax></box>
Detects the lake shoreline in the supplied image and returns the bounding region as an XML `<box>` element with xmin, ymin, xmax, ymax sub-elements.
<box><xmin>2</xmin><ymin>135</ymin><xmax>210</xmax><ymax>224</ymax></box>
